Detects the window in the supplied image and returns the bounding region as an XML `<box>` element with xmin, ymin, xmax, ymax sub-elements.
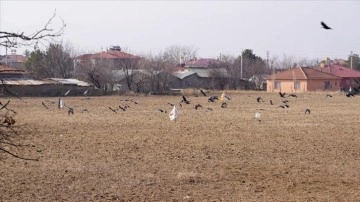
<box><xmin>274</xmin><ymin>81</ymin><xmax>281</xmax><ymax>89</ymax></box>
<box><xmin>294</xmin><ymin>81</ymin><xmax>300</xmax><ymax>90</ymax></box>
<box><xmin>324</xmin><ymin>81</ymin><xmax>331</xmax><ymax>89</ymax></box>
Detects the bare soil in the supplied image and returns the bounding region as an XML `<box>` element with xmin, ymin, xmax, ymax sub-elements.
<box><xmin>1</xmin><ymin>91</ymin><xmax>360</xmax><ymax>201</ymax></box>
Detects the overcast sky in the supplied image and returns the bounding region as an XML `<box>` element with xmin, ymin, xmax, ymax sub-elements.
<box><xmin>1</xmin><ymin>1</ymin><xmax>359</xmax><ymax>60</ymax></box>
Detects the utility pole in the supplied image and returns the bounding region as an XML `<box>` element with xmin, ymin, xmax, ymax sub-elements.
<box><xmin>351</xmin><ymin>51</ymin><xmax>353</xmax><ymax>69</ymax></box>
<box><xmin>266</xmin><ymin>51</ymin><xmax>269</xmax><ymax>69</ymax></box>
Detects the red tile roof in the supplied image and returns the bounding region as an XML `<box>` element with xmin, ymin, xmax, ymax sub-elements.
<box><xmin>76</xmin><ymin>50</ymin><xmax>140</xmax><ymax>60</ymax></box>
<box><xmin>315</xmin><ymin>65</ymin><xmax>360</xmax><ymax>78</ymax></box>
<box><xmin>268</xmin><ymin>67</ymin><xmax>340</xmax><ymax>80</ymax></box>
<box><xmin>0</xmin><ymin>65</ymin><xmax>26</xmax><ymax>74</ymax></box>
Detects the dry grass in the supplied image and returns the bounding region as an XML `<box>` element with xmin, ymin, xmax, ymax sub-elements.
<box><xmin>0</xmin><ymin>91</ymin><xmax>360</xmax><ymax>201</ymax></box>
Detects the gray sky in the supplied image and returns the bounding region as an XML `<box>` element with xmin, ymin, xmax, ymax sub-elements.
<box><xmin>1</xmin><ymin>1</ymin><xmax>359</xmax><ymax>60</ymax></box>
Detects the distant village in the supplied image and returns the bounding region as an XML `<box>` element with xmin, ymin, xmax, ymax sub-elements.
<box><xmin>0</xmin><ymin>45</ymin><xmax>358</xmax><ymax>97</ymax></box>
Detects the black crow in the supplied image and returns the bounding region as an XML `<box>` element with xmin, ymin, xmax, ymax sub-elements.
<box><xmin>200</xmin><ymin>89</ymin><xmax>207</xmax><ymax>96</ymax></box>
<box><xmin>321</xmin><ymin>21</ymin><xmax>332</xmax><ymax>30</ymax></box>
<box><xmin>279</xmin><ymin>91</ymin><xmax>286</xmax><ymax>98</ymax></box>
<box><xmin>158</xmin><ymin>109</ymin><xmax>167</xmax><ymax>113</ymax></box>
<box><xmin>64</xmin><ymin>103</ymin><xmax>74</xmax><ymax>115</ymax></box>
<box><xmin>42</xmin><ymin>101</ymin><xmax>49</xmax><ymax>109</ymax></box>
<box><xmin>208</xmin><ymin>96</ymin><xmax>218</xmax><ymax>102</ymax></box>
<box><xmin>195</xmin><ymin>104</ymin><xmax>203</xmax><ymax>110</ymax></box>
<box><xmin>130</xmin><ymin>99</ymin><xmax>138</xmax><ymax>104</ymax></box>
<box><xmin>221</xmin><ymin>102</ymin><xmax>228</xmax><ymax>108</ymax></box>
<box><xmin>181</xmin><ymin>96</ymin><xmax>190</xmax><ymax>104</ymax></box>
<box><xmin>109</xmin><ymin>107</ymin><xmax>118</xmax><ymax>113</ymax></box>
<box><xmin>256</xmin><ymin>97</ymin><xmax>264</xmax><ymax>103</ymax></box>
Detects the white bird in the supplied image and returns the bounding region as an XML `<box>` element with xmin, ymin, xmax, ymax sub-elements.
<box><xmin>255</xmin><ymin>112</ymin><xmax>261</xmax><ymax>121</ymax></box>
<box><xmin>64</xmin><ymin>89</ymin><xmax>71</xmax><ymax>96</ymax></box>
<box><xmin>169</xmin><ymin>106</ymin><xmax>179</xmax><ymax>122</ymax></box>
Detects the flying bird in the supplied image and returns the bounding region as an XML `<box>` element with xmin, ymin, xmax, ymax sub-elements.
<box><xmin>305</xmin><ymin>108</ymin><xmax>311</xmax><ymax>114</ymax></box>
<box><xmin>195</xmin><ymin>104</ymin><xmax>203</xmax><ymax>110</ymax></box>
<box><xmin>279</xmin><ymin>91</ymin><xmax>286</xmax><ymax>98</ymax></box>
<box><xmin>200</xmin><ymin>89</ymin><xmax>207</xmax><ymax>96</ymax></box>
<box><xmin>321</xmin><ymin>21</ymin><xmax>332</xmax><ymax>30</ymax></box>
<box><xmin>64</xmin><ymin>103</ymin><xmax>74</xmax><ymax>115</ymax></box>
<box><xmin>256</xmin><ymin>97</ymin><xmax>264</xmax><ymax>103</ymax></box>
<box><xmin>41</xmin><ymin>101</ymin><xmax>49</xmax><ymax>109</ymax></box>
<box><xmin>64</xmin><ymin>89</ymin><xmax>71</xmax><ymax>97</ymax></box>
<box><xmin>109</xmin><ymin>107</ymin><xmax>119</xmax><ymax>113</ymax></box>
<box><xmin>130</xmin><ymin>99</ymin><xmax>138</xmax><ymax>104</ymax></box>
<box><xmin>119</xmin><ymin>106</ymin><xmax>126</xmax><ymax>111</ymax></box>
<box><xmin>221</xmin><ymin>102</ymin><xmax>228</xmax><ymax>108</ymax></box>
<box><xmin>181</xmin><ymin>96</ymin><xmax>190</xmax><ymax>104</ymax></box>
<box><xmin>158</xmin><ymin>109</ymin><xmax>167</xmax><ymax>113</ymax></box>
<box><xmin>208</xmin><ymin>96</ymin><xmax>218</xmax><ymax>102</ymax></box>
<box><xmin>83</xmin><ymin>90</ymin><xmax>89</xmax><ymax>96</ymax></box>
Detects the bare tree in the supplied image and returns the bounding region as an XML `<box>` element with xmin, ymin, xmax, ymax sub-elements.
<box><xmin>74</xmin><ymin>58</ymin><xmax>113</xmax><ymax>91</ymax></box>
<box><xmin>140</xmin><ymin>52</ymin><xmax>172</xmax><ymax>93</ymax></box>
<box><xmin>163</xmin><ymin>45</ymin><xmax>198</xmax><ymax>66</ymax></box>
<box><xmin>116</xmin><ymin>58</ymin><xmax>141</xmax><ymax>92</ymax></box>
<box><xmin>280</xmin><ymin>54</ymin><xmax>297</xmax><ymax>69</ymax></box>
<box><xmin>297</xmin><ymin>57</ymin><xmax>318</xmax><ymax>67</ymax></box>
<box><xmin>0</xmin><ymin>11</ymin><xmax>65</xmax><ymax>160</ymax></box>
<box><xmin>0</xmin><ymin>11</ymin><xmax>66</xmax><ymax>48</ymax></box>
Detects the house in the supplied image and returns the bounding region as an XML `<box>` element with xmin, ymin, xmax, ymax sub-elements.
<box><xmin>0</xmin><ymin>54</ymin><xmax>27</xmax><ymax>69</ymax></box>
<box><xmin>74</xmin><ymin>46</ymin><xmax>141</xmax><ymax>71</ymax></box>
<box><xmin>0</xmin><ymin>64</ymin><xmax>27</xmax><ymax>78</ymax></box>
<box><xmin>266</xmin><ymin>67</ymin><xmax>341</xmax><ymax>92</ymax></box>
<box><xmin>315</xmin><ymin>64</ymin><xmax>360</xmax><ymax>91</ymax></box>
<box><xmin>186</xmin><ymin>58</ymin><xmax>219</xmax><ymax>68</ymax></box>
<box><xmin>0</xmin><ymin>78</ymin><xmax>93</xmax><ymax>97</ymax></box>
<box><xmin>166</xmin><ymin>65</ymin><xmax>229</xmax><ymax>90</ymax></box>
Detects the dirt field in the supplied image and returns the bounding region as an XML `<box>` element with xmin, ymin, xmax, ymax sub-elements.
<box><xmin>1</xmin><ymin>91</ymin><xmax>360</xmax><ymax>201</ymax></box>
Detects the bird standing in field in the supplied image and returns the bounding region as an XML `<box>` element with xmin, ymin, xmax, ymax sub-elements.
<box><xmin>321</xmin><ymin>21</ymin><xmax>332</xmax><ymax>30</ymax></box>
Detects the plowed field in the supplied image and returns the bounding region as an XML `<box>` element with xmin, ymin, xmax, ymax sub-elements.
<box><xmin>1</xmin><ymin>91</ymin><xmax>360</xmax><ymax>201</ymax></box>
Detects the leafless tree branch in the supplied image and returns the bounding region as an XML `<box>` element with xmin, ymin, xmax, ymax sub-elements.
<box><xmin>0</xmin><ymin>11</ymin><xmax>66</xmax><ymax>48</ymax></box>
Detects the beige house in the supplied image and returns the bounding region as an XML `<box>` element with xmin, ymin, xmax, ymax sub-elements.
<box><xmin>267</xmin><ymin>67</ymin><xmax>341</xmax><ymax>93</ymax></box>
